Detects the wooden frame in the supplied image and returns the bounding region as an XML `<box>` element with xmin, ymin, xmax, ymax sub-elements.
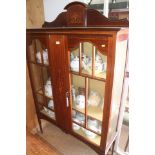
<box><xmin>26</xmin><ymin>2</ymin><xmax>128</xmax><ymax>155</ymax></box>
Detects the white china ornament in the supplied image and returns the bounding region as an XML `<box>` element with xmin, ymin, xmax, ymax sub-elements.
<box><xmin>44</xmin><ymin>78</ymin><xmax>53</xmax><ymax>97</ymax></box>
<box><xmin>88</xmin><ymin>91</ymin><xmax>101</xmax><ymax>107</ymax></box>
<box><xmin>48</xmin><ymin>100</ymin><xmax>54</xmax><ymax>109</ymax></box>
<box><xmin>76</xmin><ymin>95</ymin><xmax>85</xmax><ymax>109</ymax></box>
<box><xmin>70</xmin><ymin>56</ymin><xmax>79</xmax><ymax>72</ymax></box>
<box><xmin>36</xmin><ymin>49</ymin><xmax>49</xmax><ymax>64</ymax></box>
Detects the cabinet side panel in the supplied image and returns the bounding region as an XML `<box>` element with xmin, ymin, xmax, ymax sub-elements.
<box><xmin>26</xmin><ymin>64</ymin><xmax>38</xmax><ymax>131</ymax></box>
<box><xmin>106</xmin><ymin>29</ymin><xmax>128</xmax><ymax>147</ymax></box>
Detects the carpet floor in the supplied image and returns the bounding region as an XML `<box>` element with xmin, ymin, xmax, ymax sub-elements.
<box><xmin>38</xmin><ymin>121</ymin><xmax>98</xmax><ymax>155</ymax></box>
<box><xmin>36</xmin><ymin>120</ymin><xmax>128</xmax><ymax>155</ymax></box>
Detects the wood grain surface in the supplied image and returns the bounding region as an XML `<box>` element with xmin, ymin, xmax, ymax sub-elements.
<box><xmin>26</xmin><ymin>131</ymin><xmax>59</xmax><ymax>155</ymax></box>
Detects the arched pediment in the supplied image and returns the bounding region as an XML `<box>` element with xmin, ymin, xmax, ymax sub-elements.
<box><xmin>42</xmin><ymin>2</ymin><xmax>128</xmax><ymax>28</ymax></box>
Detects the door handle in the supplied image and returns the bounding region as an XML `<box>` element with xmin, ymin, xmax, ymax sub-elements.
<box><xmin>66</xmin><ymin>92</ymin><xmax>69</xmax><ymax>107</ymax></box>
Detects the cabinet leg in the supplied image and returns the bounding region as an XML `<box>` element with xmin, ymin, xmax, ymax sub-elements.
<box><xmin>111</xmin><ymin>141</ymin><xmax>115</xmax><ymax>155</ymax></box>
<box><xmin>38</xmin><ymin>118</ymin><xmax>43</xmax><ymax>133</ymax></box>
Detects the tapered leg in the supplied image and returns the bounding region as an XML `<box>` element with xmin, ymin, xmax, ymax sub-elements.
<box><xmin>125</xmin><ymin>135</ymin><xmax>129</xmax><ymax>152</ymax></box>
<box><xmin>38</xmin><ymin>118</ymin><xmax>43</xmax><ymax>133</ymax></box>
<box><xmin>111</xmin><ymin>141</ymin><xmax>115</xmax><ymax>155</ymax></box>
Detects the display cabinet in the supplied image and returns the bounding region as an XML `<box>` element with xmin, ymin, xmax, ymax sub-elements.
<box><xmin>26</xmin><ymin>2</ymin><xmax>128</xmax><ymax>155</ymax></box>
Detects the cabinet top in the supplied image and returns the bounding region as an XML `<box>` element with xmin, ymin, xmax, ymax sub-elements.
<box><xmin>27</xmin><ymin>1</ymin><xmax>128</xmax><ymax>31</ymax></box>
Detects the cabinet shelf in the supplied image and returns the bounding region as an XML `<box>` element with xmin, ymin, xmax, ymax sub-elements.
<box><xmin>73</xmin><ymin>126</ymin><xmax>101</xmax><ymax>146</ymax></box>
<box><xmin>70</xmin><ymin>71</ymin><xmax>106</xmax><ymax>82</ymax></box>
<box><xmin>37</xmin><ymin>101</ymin><xmax>55</xmax><ymax>112</ymax></box>
<box><xmin>73</xmin><ymin>121</ymin><xmax>101</xmax><ymax>136</ymax></box>
<box><xmin>72</xmin><ymin>104</ymin><xmax>103</xmax><ymax>122</ymax></box>
<box><xmin>36</xmin><ymin>88</ymin><xmax>53</xmax><ymax>100</ymax></box>
<box><xmin>28</xmin><ymin>61</ymin><xmax>49</xmax><ymax>67</ymax></box>
<box><xmin>40</xmin><ymin>109</ymin><xmax>56</xmax><ymax>120</ymax></box>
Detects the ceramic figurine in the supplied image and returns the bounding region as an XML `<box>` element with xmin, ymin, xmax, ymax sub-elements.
<box><xmin>43</xmin><ymin>49</ymin><xmax>49</xmax><ymax>65</ymax></box>
<box><xmin>36</xmin><ymin>49</ymin><xmax>49</xmax><ymax>64</ymax></box>
<box><xmin>88</xmin><ymin>118</ymin><xmax>99</xmax><ymax>132</ymax></box>
<box><xmin>76</xmin><ymin>95</ymin><xmax>85</xmax><ymax>109</ymax></box>
<box><xmin>48</xmin><ymin>100</ymin><xmax>54</xmax><ymax>109</ymax></box>
<box><xmin>70</xmin><ymin>53</ymin><xmax>74</xmax><ymax>61</ymax></box>
<box><xmin>75</xmin><ymin>112</ymin><xmax>85</xmax><ymax>124</ymax></box>
<box><xmin>70</xmin><ymin>56</ymin><xmax>79</xmax><ymax>71</ymax></box>
<box><xmin>95</xmin><ymin>54</ymin><xmax>107</xmax><ymax>73</ymax></box>
<box><xmin>36</xmin><ymin>51</ymin><xmax>42</xmax><ymax>63</ymax></box>
<box><xmin>95</xmin><ymin>54</ymin><xmax>103</xmax><ymax>63</ymax></box>
<box><xmin>44</xmin><ymin>78</ymin><xmax>53</xmax><ymax>97</ymax></box>
<box><xmin>88</xmin><ymin>91</ymin><xmax>101</xmax><ymax>107</ymax></box>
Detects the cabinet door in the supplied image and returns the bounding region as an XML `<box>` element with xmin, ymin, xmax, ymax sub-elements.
<box><xmin>68</xmin><ymin>36</ymin><xmax>108</xmax><ymax>146</ymax></box>
<box><xmin>27</xmin><ymin>35</ymin><xmax>57</xmax><ymax>122</ymax></box>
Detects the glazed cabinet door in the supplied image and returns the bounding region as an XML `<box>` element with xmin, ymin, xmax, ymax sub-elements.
<box><xmin>68</xmin><ymin>36</ymin><xmax>109</xmax><ymax>148</ymax></box>
<box><xmin>26</xmin><ymin>34</ymin><xmax>57</xmax><ymax>124</ymax></box>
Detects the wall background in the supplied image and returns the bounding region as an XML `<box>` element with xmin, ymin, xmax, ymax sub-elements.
<box><xmin>43</xmin><ymin>0</ymin><xmax>85</xmax><ymax>22</ymax></box>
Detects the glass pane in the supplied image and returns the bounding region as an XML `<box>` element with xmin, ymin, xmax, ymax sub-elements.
<box><xmin>87</xmin><ymin>117</ymin><xmax>102</xmax><ymax>134</ymax></box>
<box><xmin>42</xmin><ymin>67</ymin><xmax>53</xmax><ymax>99</ymax></box>
<box><xmin>87</xmin><ymin>79</ymin><xmax>105</xmax><ymax>121</ymax></box>
<box><xmin>106</xmin><ymin>102</ymin><xmax>120</xmax><ymax>145</ymax></box>
<box><xmin>35</xmin><ymin>39</ymin><xmax>49</xmax><ymax>65</ymax></box>
<box><xmin>29</xmin><ymin>63</ymin><xmax>43</xmax><ymax>92</ymax></box>
<box><xmin>28</xmin><ymin>39</ymin><xmax>49</xmax><ymax>65</ymax></box>
<box><xmin>72</xmin><ymin>110</ymin><xmax>85</xmax><ymax>126</ymax></box>
<box><xmin>70</xmin><ymin>47</ymin><xmax>79</xmax><ymax>72</ymax></box>
<box><xmin>36</xmin><ymin>94</ymin><xmax>44</xmax><ymax>105</ymax></box>
<box><xmin>94</xmin><ymin>50</ymin><xmax>107</xmax><ymax>79</ymax></box>
<box><xmin>28</xmin><ymin>40</ymin><xmax>36</xmax><ymax>62</ymax></box>
<box><xmin>71</xmin><ymin>74</ymin><xmax>85</xmax><ymax>113</ymax></box>
<box><xmin>81</xmin><ymin>42</ymin><xmax>92</xmax><ymax>75</ymax></box>
<box><xmin>47</xmin><ymin>99</ymin><xmax>55</xmax><ymax>111</ymax></box>
<box><xmin>41</xmin><ymin>107</ymin><xmax>56</xmax><ymax>120</ymax></box>
<box><xmin>72</xmin><ymin>124</ymin><xmax>101</xmax><ymax>146</ymax></box>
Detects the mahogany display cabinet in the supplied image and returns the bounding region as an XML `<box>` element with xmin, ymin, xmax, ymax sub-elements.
<box><xmin>26</xmin><ymin>2</ymin><xmax>129</xmax><ymax>155</ymax></box>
